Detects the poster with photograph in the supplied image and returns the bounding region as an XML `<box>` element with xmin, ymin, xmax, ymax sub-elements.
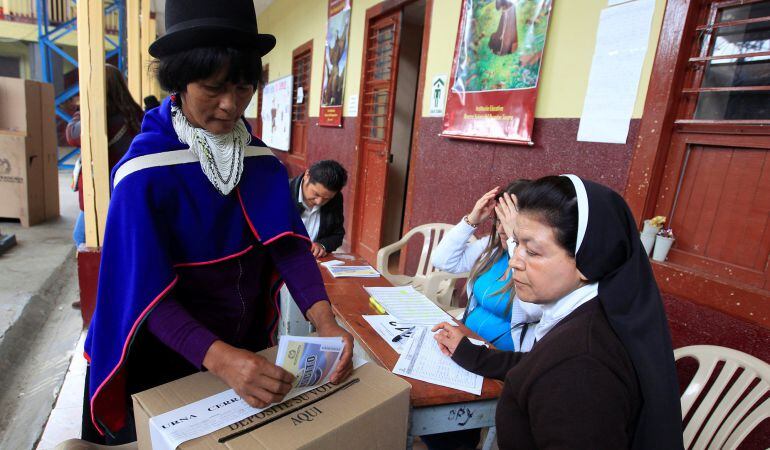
<box><xmin>260</xmin><ymin>75</ymin><xmax>293</xmax><ymax>151</ymax></box>
<box><xmin>442</xmin><ymin>0</ymin><xmax>553</xmax><ymax>145</ymax></box>
<box><xmin>319</xmin><ymin>0</ymin><xmax>352</xmax><ymax>127</ymax></box>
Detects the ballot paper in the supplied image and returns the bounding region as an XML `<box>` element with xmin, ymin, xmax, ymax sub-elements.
<box><xmin>392</xmin><ymin>326</ymin><xmax>483</xmax><ymax>395</ymax></box>
<box><xmin>326</xmin><ymin>264</ymin><xmax>381</xmax><ymax>278</ymax></box>
<box><xmin>362</xmin><ymin>314</ymin><xmax>416</xmax><ymax>354</ymax></box>
<box><xmin>365</xmin><ymin>286</ymin><xmax>455</xmax><ymax>325</ymax></box>
<box><xmin>148</xmin><ymin>336</ymin><xmax>349</xmax><ymax>450</ymax></box>
<box><xmin>275</xmin><ymin>335</ymin><xmax>345</xmax><ymax>389</ymax></box>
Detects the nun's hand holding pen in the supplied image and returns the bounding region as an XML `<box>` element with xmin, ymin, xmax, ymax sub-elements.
<box><xmin>432</xmin><ymin>322</ymin><xmax>467</xmax><ymax>356</ymax></box>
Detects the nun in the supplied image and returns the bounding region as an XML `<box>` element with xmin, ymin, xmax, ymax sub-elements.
<box><xmin>434</xmin><ymin>175</ymin><xmax>683</xmax><ymax>449</ymax></box>
<box><xmin>82</xmin><ymin>0</ymin><xmax>353</xmax><ymax>444</ymax></box>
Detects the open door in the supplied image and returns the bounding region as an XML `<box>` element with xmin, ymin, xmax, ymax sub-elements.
<box><xmin>352</xmin><ymin>11</ymin><xmax>402</xmax><ymax>264</ymax></box>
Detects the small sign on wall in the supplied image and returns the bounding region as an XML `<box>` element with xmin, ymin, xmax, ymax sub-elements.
<box><xmin>296</xmin><ymin>86</ymin><xmax>304</xmax><ymax>104</ymax></box>
<box><xmin>346</xmin><ymin>94</ymin><xmax>358</xmax><ymax>117</ymax></box>
<box><xmin>428</xmin><ymin>75</ymin><xmax>447</xmax><ymax>117</ymax></box>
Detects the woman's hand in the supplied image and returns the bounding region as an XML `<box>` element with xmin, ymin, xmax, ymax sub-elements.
<box><xmin>203</xmin><ymin>340</ymin><xmax>294</xmax><ymax>408</ymax></box>
<box><xmin>495</xmin><ymin>192</ymin><xmax>518</xmax><ymax>241</ymax></box>
<box><xmin>307</xmin><ymin>301</ymin><xmax>354</xmax><ymax>384</ymax></box>
<box><xmin>432</xmin><ymin>322</ymin><xmax>467</xmax><ymax>356</ymax></box>
<box><xmin>316</xmin><ymin>321</ymin><xmax>354</xmax><ymax>383</ymax></box>
<box><xmin>467</xmin><ymin>187</ymin><xmax>500</xmax><ymax>226</ymax></box>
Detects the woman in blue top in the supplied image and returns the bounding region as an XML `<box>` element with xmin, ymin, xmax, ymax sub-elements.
<box><xmin>433</xmin><ymin>180</ymin><xmax>541</xmax><ymax>351</ymax></box>
<box><xmin>424</xmin><ymin>180</ymin><xmax>542</xmax><ymax>450</ymax></box>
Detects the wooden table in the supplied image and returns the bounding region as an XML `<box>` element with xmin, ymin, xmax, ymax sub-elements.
<box><xmin>320</xmin><ymin>255</ymin><xmax>502</xmax><ymax>449</ymax></box>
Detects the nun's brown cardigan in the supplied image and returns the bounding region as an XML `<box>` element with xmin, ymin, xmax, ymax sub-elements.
<box><xmin>452</xmin><ymin>299</ymin><xmax>641</xmax><ymax>450</ymax></box>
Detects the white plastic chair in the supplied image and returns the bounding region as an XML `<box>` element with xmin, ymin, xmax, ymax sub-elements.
<box><xmin>674</xmin><ymin>345</ymin><xmax>770</xmax><ymax>449</ymax></box>
<box><xmin>376</xmin><ymin>223</ymin><xmax>474</xmax><ymax>307</ymax></box>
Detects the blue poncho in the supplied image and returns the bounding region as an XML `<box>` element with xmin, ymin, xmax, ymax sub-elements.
<box><xmin>84</xmin><ymin>97</ymin><xmax>309</xmax><ymax>435</ymax></box>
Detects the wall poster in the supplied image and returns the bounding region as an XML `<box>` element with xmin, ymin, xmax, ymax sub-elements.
<box><xmin>442</xmin><ymin>0</ymin><xmax>554</xmax><ymax>145</ymax></box>
<box><xmin>260</xmin><ymin>75</ymin><xmax>293</xmax><ymax>151</ymax></box>
<box><xmin>319</xmin><ymin>0</ymin><xmax>352</xmax><ymax>127</ymax></box>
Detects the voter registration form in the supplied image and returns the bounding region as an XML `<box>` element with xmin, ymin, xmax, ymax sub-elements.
<box><xmin>392</xmin><ymin>326</ymin><xmax>483</xmax><ymax>395</ymax></box>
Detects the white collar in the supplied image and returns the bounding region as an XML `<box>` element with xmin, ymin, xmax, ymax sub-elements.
<box><xmin>533</xmin><ymin>282</ymin><xmax>599</xmax><ymax>342</ymax></box>
<box><xmin>297</xmin><ymin>182</ymin><xmax>320</xmax><ymax>213</ymax></box>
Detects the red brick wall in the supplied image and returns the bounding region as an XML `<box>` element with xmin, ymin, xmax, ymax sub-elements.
<box><xmin>403</xmin><ymin>117</ymin><xmax>639</xmax><ymax>230</ymax></box>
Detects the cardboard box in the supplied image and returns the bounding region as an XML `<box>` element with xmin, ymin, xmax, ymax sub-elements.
<box><xmin>39</xmin><ymin>82</ymin><xmax>60</xmax><ymax>220</ymax></box>
<box><xmin>133</xmin><ymin>347</ymin><xmax>411</xmax><ymax>450</ymax></box>
<box><xmin>0</xmin><ymin>77</ymin><xmax>59</xmax><ymax>225</ymax></box>
<box><xmin>0</xmin><ymin>76</ymin><xmax>37</xmax><ymax>134</ymax></box>
<box><xmin>0</xmin><ymin>130</ymin><xmax>42</xmax><ymax>226</ymax></box>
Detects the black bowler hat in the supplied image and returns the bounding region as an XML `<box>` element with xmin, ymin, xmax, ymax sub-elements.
<box><xmin>149</xmin><ymin>0</ymin><xmax>276</xmax><ymax>58</ymax></box>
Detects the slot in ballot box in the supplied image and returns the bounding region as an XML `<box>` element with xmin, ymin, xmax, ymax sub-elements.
<box><xmin>133</xmin><ymin>346</ymin><xmax>411</xmax><ymax>450</ymax></box>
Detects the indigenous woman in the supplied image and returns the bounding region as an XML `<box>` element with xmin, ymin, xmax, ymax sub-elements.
<box><xmin>426</xmin><ymin>181</ymin><xmax>541</xmax><ymax>450</ymax></box>
<box><xmin>434</xmin><ymin>175</ymin><xmax>683</xmax><ymax>449</ymax></box>
<box><xmin>82</xmin><ymin>0</ymin><xmax>352</xmax><ymax>443</ymax></box>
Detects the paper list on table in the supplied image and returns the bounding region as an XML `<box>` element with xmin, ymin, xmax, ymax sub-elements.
<box><xmin>365</xmin><ymin>286</ymin><xmax>453</xmax><ymax>325</ymax></box>
<box><xmin>392</xmin><ymin>326</ymin><xmax>483</xmax><ymax>395</ymax></box>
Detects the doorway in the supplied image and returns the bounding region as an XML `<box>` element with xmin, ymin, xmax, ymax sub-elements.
<box><xmin>288</xmin><ymin>41</ymin><xmax>313</xmax><ymax>176</ymax></box>
<box><xmin>351</xmin><ymin>0</ymin><xmax>426</xmax><ymax>264</ymax></box>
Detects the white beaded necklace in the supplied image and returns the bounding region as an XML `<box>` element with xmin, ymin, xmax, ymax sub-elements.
<box><xmin>171</xmin><ymin>103</ymin><xmax>250</xmax><ymax>195</ymax></box>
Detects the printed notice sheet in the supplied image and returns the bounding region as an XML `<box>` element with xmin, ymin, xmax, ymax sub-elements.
<box><xmin>365</xmin><ymin>286</ymin><xmax>455</xmax><ymax>325</ymax></box>
<box><xmin>393</xmin><ymin>326</ymin><xmax>483</xmax><ymax>395</ymax></box>
<box><xmin>148</xmin><ymin>336</ymin><xmax>346</xmax><ymax>450</ymax></box>
<box><xmin>577</xmin><ymin>0</ymin><xmax>655</xmax><ymax>143</ymax></box>
<box><xmin>326</xmin><ymin>264</ymin><xmax>381</xmax><ymax>278</ymax></box>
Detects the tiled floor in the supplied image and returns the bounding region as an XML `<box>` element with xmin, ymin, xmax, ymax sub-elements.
<box><xmin>35</xmin><ymin>331</ymin><xmax>87</xmax><ymax>450</ymax></box>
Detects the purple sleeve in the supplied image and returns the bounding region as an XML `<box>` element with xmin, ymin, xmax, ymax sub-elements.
<box><xmin>268</xmin><ymin>237</ymin><xmax>328</xmax><ymax>316</ymax></box>
<box><xmin>146</xmin><ymin>295</ymin><xmax>220</xmax><ymax>369</ymax></box>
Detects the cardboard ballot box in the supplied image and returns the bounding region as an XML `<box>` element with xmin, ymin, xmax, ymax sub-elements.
<box><xmin>133</xmin><ymin>347</ymin><xmax>411</xmax><ymax>450</ymax></box>
<box><xmin>0</xmin><ymin>77</ymin><xmax>59</xmax><ymax>226</ymax></box>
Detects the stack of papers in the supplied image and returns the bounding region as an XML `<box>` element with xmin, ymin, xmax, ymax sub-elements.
<box><xmin>392</xmin><ymin>326</ymin><xmax>483</xmax><ymax>395</ymax></box>
<box><xmin>326</xmin><ymin>264</ymin><xmax>381</xmax><ymax>278</ymax></box>
<box><xmin>365</xmin><ymin>286</ymin><xmax>454</xmax><ymax>325</ymax></box>
<box><xmin>361</xmin><ymin>290</ymin><xmax>486</xmax><ymax>396</ymax></box>
<box><xmin>363</xmin><ymin>314</ymin><xmax>486</xmax><ymax>356</ymax></box>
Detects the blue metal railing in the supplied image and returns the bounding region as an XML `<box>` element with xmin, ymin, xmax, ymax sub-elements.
<box><xmin>35</xmin><ymin>0</ymin><xmax>126</xmax><ymax>170</ymax></box>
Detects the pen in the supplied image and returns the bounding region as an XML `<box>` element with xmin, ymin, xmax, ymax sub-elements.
<box><xmin>392</xmin><ymin>326</ymin><xmax>416</xmax><ymax>343</ymax></box>
<box><xmin>369</xmin><ymin>297</ymin><xmax>387</xmax><ymax>314</ymax></box>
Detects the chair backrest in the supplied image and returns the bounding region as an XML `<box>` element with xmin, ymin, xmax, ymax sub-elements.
<box><xmin>399</xmin><ymin>223</ymin><xmax>457</xmax><ymax>278</ymax></box>
<box><xmin>674</xmin><ymin>345</ymin><xmax>770</xmax><ymax>450</ymax></box>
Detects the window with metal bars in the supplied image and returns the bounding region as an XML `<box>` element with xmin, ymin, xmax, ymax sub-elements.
<box><xmin>362</xmin><ymin>24</ymin><xmax>396</xmax><ymax>140</ymax></box>
<box><xmin>292</xmin><ymin>50</ymin><xmax>311</xmax><ymax>123</ymax></box>
<box><xmin>684</xmin><ymin>0</ymin><xmax>770</xmax><ymax>121</ymax></box>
